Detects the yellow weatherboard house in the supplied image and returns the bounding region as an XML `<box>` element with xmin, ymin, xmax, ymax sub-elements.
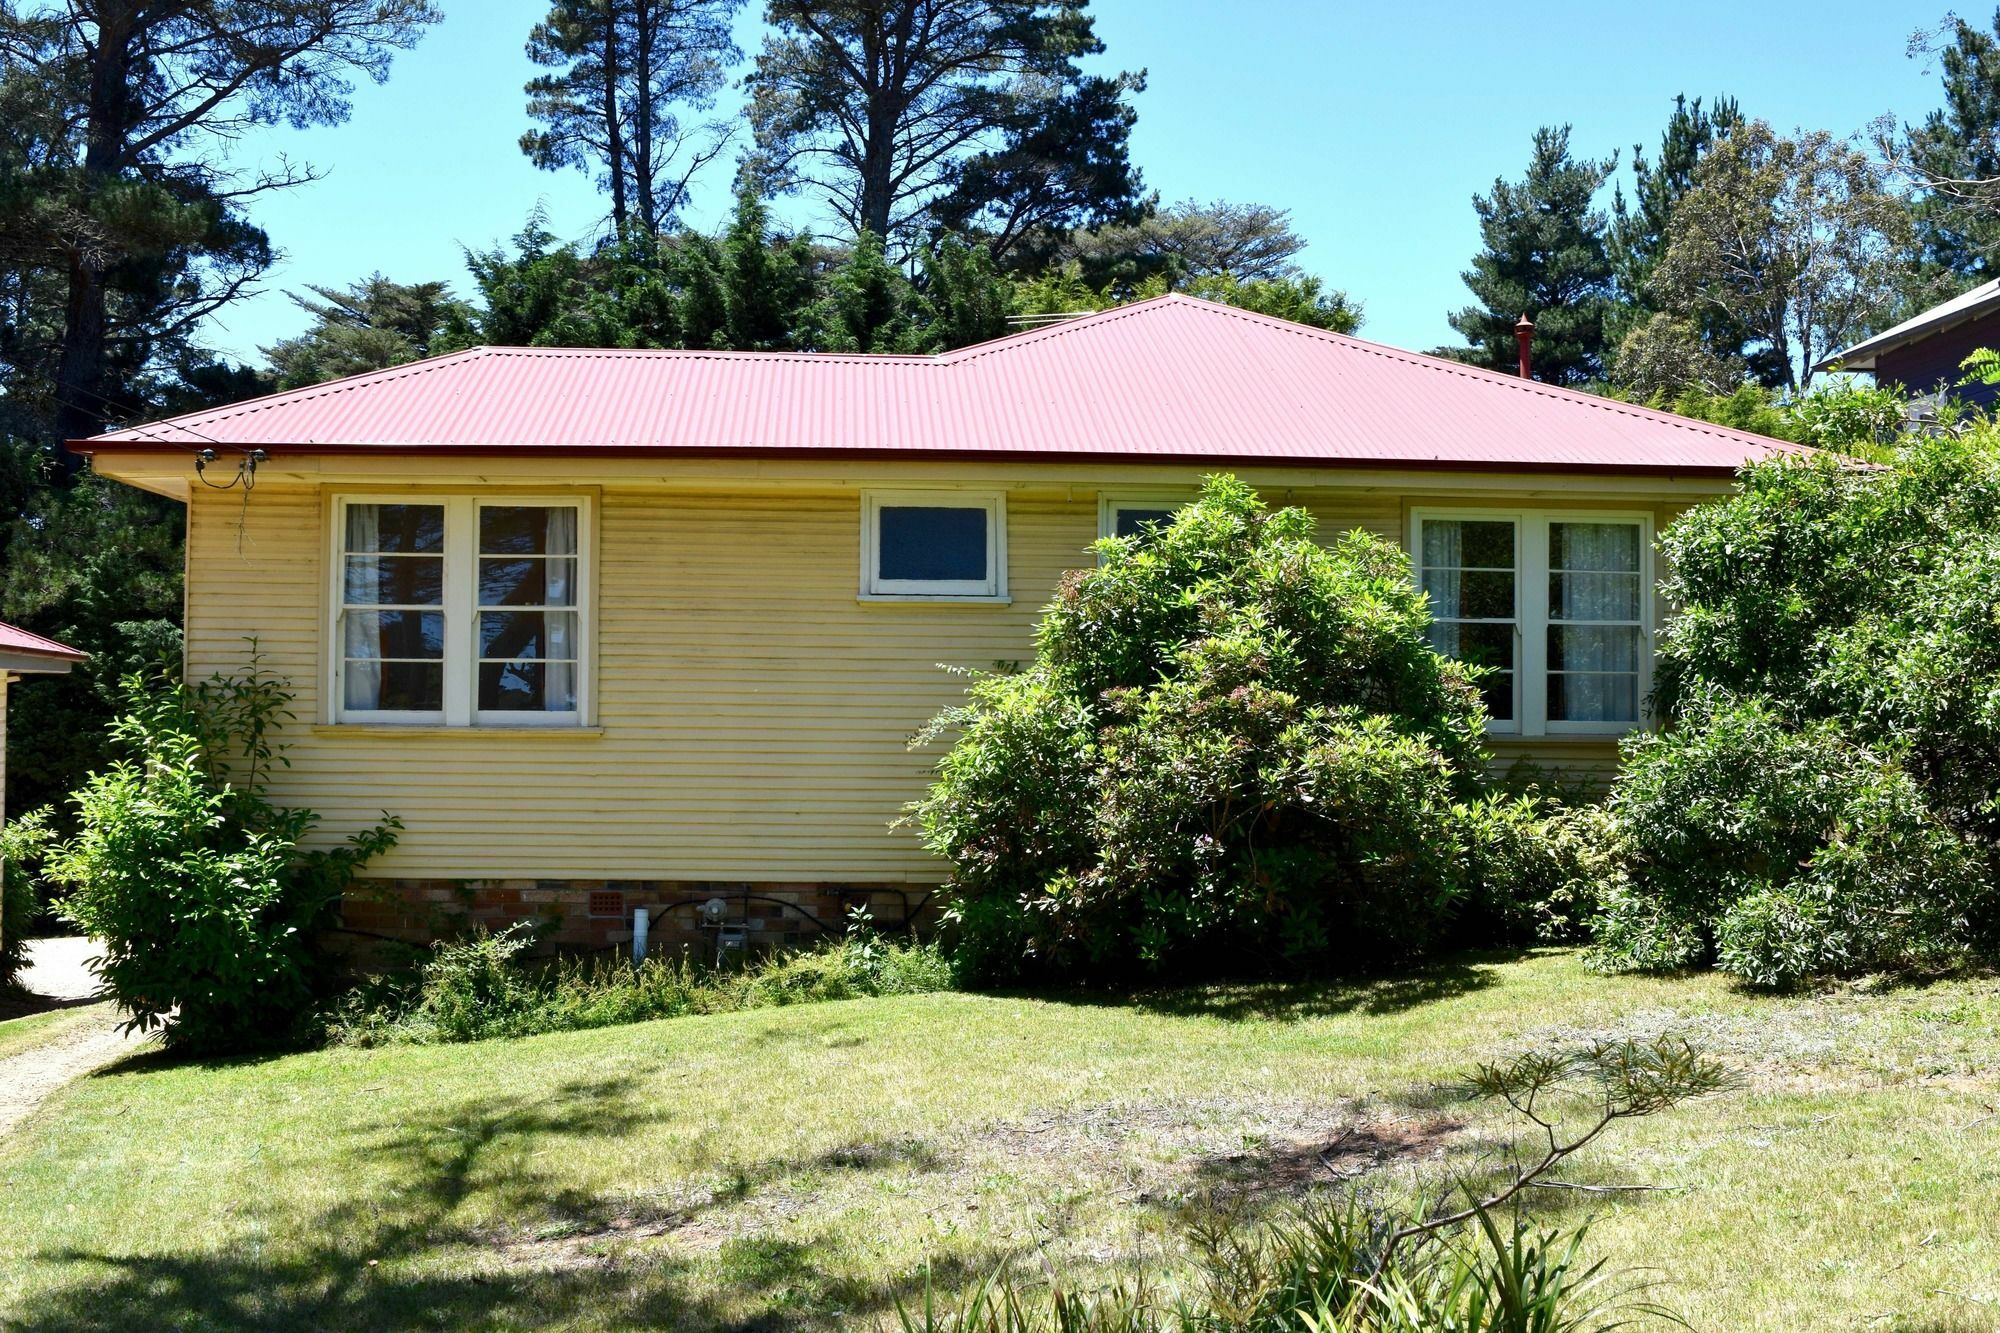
<box><xmin>77</xmin><ymin>295</ymin><xmax>1804</xmax><ymax>949</ymax></box>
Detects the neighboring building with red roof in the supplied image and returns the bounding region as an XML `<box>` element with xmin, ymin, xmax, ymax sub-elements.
<box><xmin>78</xmin><ymin>294</ymin><xmax>1802</xmax><ymax>950</ymax></box>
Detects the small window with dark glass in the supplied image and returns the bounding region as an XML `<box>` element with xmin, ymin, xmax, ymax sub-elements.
<box><xmin>1104</xmin><ymin>501</ymin><xmax>1182</xmax><ymax>541</ymax></box>
<box><xmin>864</xmin><ymin>494</ymin><xmax>1005</xmax><ymax>598</ymax></box>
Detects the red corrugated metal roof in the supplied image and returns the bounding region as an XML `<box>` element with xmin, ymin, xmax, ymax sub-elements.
<box><xmin>77</xmin><ymin>294</ymin><xmax>1807</xmax><ymax>473</ymax></box>
<box><xmin>0</xmin><ymin>620</ymin><xmax>85</xmax><ymax>663</ymax></box>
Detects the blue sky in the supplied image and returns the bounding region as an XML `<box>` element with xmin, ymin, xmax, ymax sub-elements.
<box><xmin>206</xmin><ymin>0</ymin><xmax>1946</xmax><ymax>364</ymax></box>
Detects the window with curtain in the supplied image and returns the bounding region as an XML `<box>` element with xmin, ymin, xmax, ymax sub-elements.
<box><xmin>341</xmin><ymin>503</ymin><xmax>446</xmax><ymax>716</ymax></box>
<box><xmin>1418</xmin><ymin>518</ymin><xmax>1518</xmax><ymax>723</ymax></box>
<box><xmin>477</xmin><ymin>505</ymin><xmax>578</xmax><ymax>715</ymax></box>
<box><xmin>1414</xmin><ymin>510</ymin><xmax>1650</xmax><ymax>734</ymax></box>
<box><xmin>1547</xmin><ymin>522</ymin><xmax>1642</xmax><ymax>724</ymax></box>
<box><xmin>334</xmin><ymin>497</ymin><xmax>587</xmax><ymax>725</ymax></box>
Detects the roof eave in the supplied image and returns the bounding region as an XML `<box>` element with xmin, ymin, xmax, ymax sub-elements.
<box><xmin>72</xmin><ymin>438</ymin><xmax>1777</xmax><ymax>477</ymax></box>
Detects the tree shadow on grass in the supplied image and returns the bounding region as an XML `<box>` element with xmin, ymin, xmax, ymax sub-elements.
<box><xmin>12</xmin><ymin>1072</ymin><xmax>1002</xmax><ymax>1332</ymax></box>
<box><xmin>1036</xmin><ymin>950</ymin><xmax>1528</xmax><ymax>1023</ymax></box>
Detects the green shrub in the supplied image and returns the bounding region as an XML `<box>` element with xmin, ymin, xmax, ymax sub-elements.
<box><xmin>1454</xmin><ymin>797</ymin><xmax>1621</xmax><ymax>948</ymax></box>
<box><xmin>45</xmin><ymin>663</ymin><xmax>398</xmax><ymax>1052</ymax></box>
<box><xmin>328</xmin><ymin>912</ymin><xmax>953</xmax><ymax>1046</ymax></box>
<box><xmin>1596</xmin><ymin>690</ymin><xmax>1988</xmax><ymax>986</ymax></box>
<box><xmin>913</xmin><ymin>476</ymin><xmax>1532</xmax><ymax>983</ymax></box>
<box><xmin>1593</xmin><ymin>431</ymin><xmax>2000</xmax><ymax>986</ymax></box>
<box><xmin>1</xmin><ymin>807</ymin><xmax>54</xmax><ymax>989</ymax></box>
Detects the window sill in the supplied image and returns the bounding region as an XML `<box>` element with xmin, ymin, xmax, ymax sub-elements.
<box><xmin>857</xmin><ymin>593</ymin><xmax>1012</xmax><ymax>606</ymax></box>
<box><xmin>310</xmin><ymin>724</ymin><xmax>604</xmax><ymax>739</ymax></box>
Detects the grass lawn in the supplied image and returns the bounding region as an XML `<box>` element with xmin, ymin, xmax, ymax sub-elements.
<box><xmin>0</xmin><ymin>1003</ymin><xmax>108</xmax><ymax>1063</ymax></box>
<box><xmin>1</xmin><ymin>951</ymin><xmax>1997</xmax><ymax>1331</ymax></box>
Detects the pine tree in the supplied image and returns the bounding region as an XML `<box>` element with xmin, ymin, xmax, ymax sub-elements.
<box><xmin>1607</xmin><ymin>95</ymin><xmax>1784</xmax><ymax>389</ymax></box>
<box><xmin>1442</xmin><ymin>126</ymin><xmax>1617</xmax><ymax>387</ymax></box>
<box><xmin>808</xmin><ymin>231</ymin><xmax>927</xmax><ymax>353</ymax></box>
<box><xmin>745</xmin><ymin>0</ymin><xmax>1139</xmax><ymax>245</ymax></box>
<box><xmin>1901</xmin><ymin>12</ymin><xmax>2000</xmax><ymax>281</ymax></box>
<box><xmin>263</xmin><ymin>277</ymin><xmax>473</xmax><ymax>388</ymax></box>
<box><xmin>522</xmin><ymin>0</ymin><xmax>745</xmax><ymax>235</ymax></box>
<box><xmin>720</xmin><ymin>188</ymin><xmax>813</xmax><ymax>351</ymax></box>
<box><xmin>1611</xmin><ymin>96</ymin><xmax>1743</xmax><ymax>315</ymax></box>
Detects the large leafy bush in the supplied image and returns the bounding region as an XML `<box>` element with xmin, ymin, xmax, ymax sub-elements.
<box><xmin>1597</xmin><ymin>432</ymin><xmax>2000</xmax><ymax>985</ymax></box>
<box><xmin>0</xmin><ymin>808</ymin><xmax>53</xmax><ymax>988</ymax></box>
<box><xmin>913</xmin><ymin>476</ymin><xmax>1533</xmax><ymax>982</ymax></box>
<box><xmin>46</xmin><ymin>664</ymin><xmax>398</xmax><ymax>1052</ymax></box>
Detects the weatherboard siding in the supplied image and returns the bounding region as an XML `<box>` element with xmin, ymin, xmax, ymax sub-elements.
<box><xmin>183</xmin><ymin>473</ymin><xmax>1684</xmax><ymax>883</ymax></box>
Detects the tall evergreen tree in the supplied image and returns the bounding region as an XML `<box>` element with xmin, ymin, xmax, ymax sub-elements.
<box><xmin>1441</xmin><ymin>125</ymin><xmax>1617</xmax><ymax>387</ymax></box>
<box><xmin>522</xmin><ymin>0</ymin><xmax>746</xmax><ymax>235</ymax></box>
<box><xmin>1607</xmin><ymin>94</ymin><xmax>1785</xmax><ymax>389</ymax></box>
<box><xmin>0</xmin><ymin>1</ymin><xmax>439</xmax><ymax>446</ymax></box>
<box><xmin>744</xmin><ymin>0</ymin><xmax>1140</xmax><ymax>245</ymax></box>
<box><xmin>1898</xmin><ymin>10</ymin><xmax>2000</xmax><ymax>282</ymax></box>
<box><xmin>263</xmin><ymin>277</ymin><xmax>473</xmax><ymax>389</ymax></box>
<box><xmin>719</xmin><ymin>187</ymin><xmax>815</xmax><ymax>350</ymax></box>
<box><xmin>927</xmin><ymin>68</ymin><xmax>1147</xmax><ymax>268</ymax></box>
<box><xmin>1610</xmin><ymin>96</ymin><xmax>1743</xmax><ymax>314</ymax></box>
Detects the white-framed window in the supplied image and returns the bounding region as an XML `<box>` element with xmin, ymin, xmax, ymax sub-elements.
<box><xmin>1098</xmin><ymin>493</ymin><xmax>1191</xmax><ymax>541</ymax></box>
<box><xmin>1411</xmin><ymin>508</ymin><xmax>1652</xmax><ymax>736</ymax></box>
<box><xmin>332</xmin><ymin>494</ymin><xmax>590</xmax><ymax>726</ymax></box>
<box><xmin>860</xmin><ymin>491</ymin><xmax>1007</xmax><ymax>601</ymax></box>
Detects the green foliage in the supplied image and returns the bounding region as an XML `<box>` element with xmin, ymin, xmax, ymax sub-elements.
<box><xmin>44</xmin><ymin>662</ymin><xmax>399</xmax><ymax>1051</ymax></box>
<box><xmin>0</xmin><ymin>806</ymin><xmax>54</xmax><ymax>988</ymax></box>
<box><xmin>1898</xmin><ymin>12</ymin><xmax>2000</xmax><ymax>282</ymax></box>
<box><xmin>1779</xmin><ymin>379</ymin><xmax>1911</xmax><ymax>457</ymax></box>
<box><xmin>1441</xmin><ymin>125</ymin><xmax>1617</xmax><ymax>387</ymax></box>
<box><xmin>1059</xmin><ymin>197</ymin><xmax>1309</xmax><ymax>293</ymax></box>
<box><xmin>912</xmin><ymin>476</ymin><xmax>1555</xmax><ymax>982</ymax></box>
<box><xmin>2</xmin><ymin>468</ymin><xmax>186</xmax><ymax>826</ymax></box>
<box><xmin>1598</xmin><ymin>691</ymin><xmax>1985</xmax><ymax>985</ymax></box>
<box><xmin>262</xmin><ymin>275</ymin><xmax>473</xmax><ymax>389</ymax></box>
<box><xmin>746</xmin><ymin>0</ymin><xmax>1137</xmax><ymax>243</ymax></box>
<box><xmin>1654</xmin><ymin>121</ymin><xmax>1910</xmax><ymax>391</ymax></box>
<box><xmin>1596</xmin><ymin>432</ymin><xmax>2000</xmax><ymax>985</ymax></box>
<box><xmin>1179</xmin><ymin>273</ymin><xmax>1361</xmax><ymax>334</ymax></box>
<box><xmin>329</xmin><ymin>913</ymin><xmax>951</xmax><ymax>1046</ymax></box>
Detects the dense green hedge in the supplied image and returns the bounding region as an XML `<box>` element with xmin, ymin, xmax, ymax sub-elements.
<box><xmin>1596</xmin><ymin>432</ymin><xmax>2000</xmax><ymax>986</ymax></box>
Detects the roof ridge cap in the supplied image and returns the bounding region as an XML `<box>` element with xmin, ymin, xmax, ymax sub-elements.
<box><xmin>1168</xmin><ymin>299</ymin><xmax>1800</xmax><ymax>452</ymax></box>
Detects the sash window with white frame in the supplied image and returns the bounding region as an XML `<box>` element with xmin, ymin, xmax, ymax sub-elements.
<box><xmin>334</xmin><ymin>495</ymin><xmax>588</xmax><ymax>726</ymax></box>
<box><xmin>1413</xmin><ymin>509</ymin><xmax>1650</xmax><ymax>735</ymax></box>
<box><xmin>860</xmin><ymin>491</ymin><xmax>1007</xmax><ymax>600</ymax></box>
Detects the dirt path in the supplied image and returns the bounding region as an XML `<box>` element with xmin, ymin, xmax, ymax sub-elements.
<box><xmin>0</xmin><ymin>938</ymin><xmax>149</xmax><ymax>1138</ymax></box>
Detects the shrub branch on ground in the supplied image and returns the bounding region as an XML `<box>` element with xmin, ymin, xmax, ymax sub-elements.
<box><xmin>900</xmin><ymin>1036</ymin><xmax>1725</xmax><ymax>1332</ymax></box>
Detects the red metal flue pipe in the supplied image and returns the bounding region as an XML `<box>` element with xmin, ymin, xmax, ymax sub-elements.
<box><xmin>1514</xmin><ymin>314</ymin><xmax>1535</xmax><ymax>379</ymax></box>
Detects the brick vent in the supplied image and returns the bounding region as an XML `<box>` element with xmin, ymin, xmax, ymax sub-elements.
<box><xmin>587</xmin><ymin>890</ymin><xmax>624</xmax><ymax>918</ymax></box>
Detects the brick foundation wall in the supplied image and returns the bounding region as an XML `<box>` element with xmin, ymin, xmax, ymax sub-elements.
<box><xmin>340</xmin><ymin>879</ymin><xmax>936</xmax><ymax>958</ymax></box>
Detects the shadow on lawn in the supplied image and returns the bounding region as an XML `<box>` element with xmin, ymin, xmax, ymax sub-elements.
<box><xmin>1047</xmin><ymin>950</ymin><xmax>1525</xmax><ymax>1023</ymax></box>
<box><xmin>14</xmin><ymin>1071</ymin><xmax>1001</xmax><ymax>1332</ymax></box>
